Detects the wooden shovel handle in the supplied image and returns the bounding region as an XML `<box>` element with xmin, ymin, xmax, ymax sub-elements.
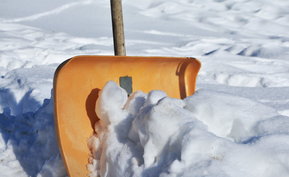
<box><xmin>111</xmin><ymin>0</ymin><xmax>126</xmax><ymax>56</ymax></box>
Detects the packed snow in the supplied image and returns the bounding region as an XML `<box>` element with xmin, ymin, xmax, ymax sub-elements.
<box><xmin>0</xmin><ymin>0</ymin><xmax>289</xmax><ymax>176</ymax></box>
<box><xmin>88</xmin><ymin>81</ymin><xmax>289</xmax><ymax>177</ymax></box>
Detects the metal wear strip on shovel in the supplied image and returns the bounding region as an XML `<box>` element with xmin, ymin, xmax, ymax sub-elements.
<box><xmin>53</xmin><ymin>0</ymin><xmax>201</xmax><ymax>176</ymax></box>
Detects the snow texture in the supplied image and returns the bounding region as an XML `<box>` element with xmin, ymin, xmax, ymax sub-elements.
<box><xmin>1</xmin><ymin>0</ymin><xmax>289</xmax><ymax>176</ymax></box>
<box><xmin>88</xmin><ymin>81</ymin><xmax>289</xmax><ymax>177</ymax></box>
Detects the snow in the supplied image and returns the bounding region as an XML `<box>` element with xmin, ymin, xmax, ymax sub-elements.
<box><xmin>88</xmin><ymin>82</ymin><xmax>289</xmax><ymax>177</ymax></box>
<box><xmin>0</xmin><ymin>0</ymin><xmax>289</xmax><ymax>176</ymax></box>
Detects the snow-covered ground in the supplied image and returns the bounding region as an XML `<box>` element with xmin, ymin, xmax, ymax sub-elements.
<box><xmin>0</xmin><ymin>0</ymin><xmax>289</xmax><ymax>176</ymax></box>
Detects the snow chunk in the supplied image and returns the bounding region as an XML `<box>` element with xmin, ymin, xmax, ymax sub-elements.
<box><xmin>95</xmin><ymin>81</ymin><xmax>128</xmax><ymax>125</ymax></box>
<box><xmin>184</xmin><ymin>89</ymin><xmax>278</xmax><ymax>142</ymax></box>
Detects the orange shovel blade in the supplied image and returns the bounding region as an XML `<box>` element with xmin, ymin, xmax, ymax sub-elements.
<box><xmin>53</xmin><ymin>56</ymin><xmax>201</xmax><ymax>176</ymax></box>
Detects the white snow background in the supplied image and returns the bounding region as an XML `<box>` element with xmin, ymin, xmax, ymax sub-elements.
<box><xmin>1</xmin><ymin>0</ymin><xmax>289</xmax><ymax>176</ymax></box>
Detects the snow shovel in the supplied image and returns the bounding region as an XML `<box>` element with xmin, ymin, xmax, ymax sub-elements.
<box><xmin>53</xmin><ymin>0</ymin><xmax>201</xmax><ymax>176</ymax></box>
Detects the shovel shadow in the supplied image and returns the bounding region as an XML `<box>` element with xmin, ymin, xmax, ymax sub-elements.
<box><xmin>85</xmin><ymin>88</ymin><xmax>100</xmax><ymax>131</ymax></box>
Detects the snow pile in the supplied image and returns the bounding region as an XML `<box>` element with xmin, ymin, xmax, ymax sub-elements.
<box><xmin>88</xmin><ymin>81</ymin><xmax>289</xmax><ymax>177</ymax></box>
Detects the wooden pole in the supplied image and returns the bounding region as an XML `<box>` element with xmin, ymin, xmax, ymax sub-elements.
<box><xmin>110</xmin><ymin>0</ymin><xmax>126</xmax><ymax>56</ymax></box>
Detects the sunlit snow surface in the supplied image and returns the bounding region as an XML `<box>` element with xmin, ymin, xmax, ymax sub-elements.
<box><xmin>0</xmin><ymin>0</ymin><xmax>289</xmax><ymax>176</ymax></box>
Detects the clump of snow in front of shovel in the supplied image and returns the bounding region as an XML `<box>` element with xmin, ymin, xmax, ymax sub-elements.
<box><xmin>87</xmin><ymin>81</ymin><xmax>289</xmax><ymax>177</ymax></box>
